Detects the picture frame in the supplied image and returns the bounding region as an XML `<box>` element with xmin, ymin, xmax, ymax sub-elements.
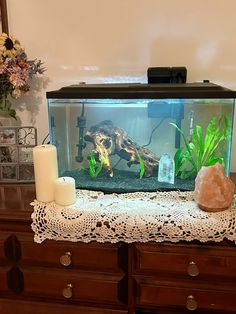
<box><xmin>0</xmin><ymin>0</ymin><xmax>8</xmax><ymax>34</ymax></box>
<box><xmin>0</xmin><ymin>126</ymin><xmax>37</xmax><ymax>182</ymax></box>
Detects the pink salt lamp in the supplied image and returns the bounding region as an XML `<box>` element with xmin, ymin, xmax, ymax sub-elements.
<box><xmin>194</xmin><ymin>163</ymin><xmax>235</xmax><ymax>212</ymax></box>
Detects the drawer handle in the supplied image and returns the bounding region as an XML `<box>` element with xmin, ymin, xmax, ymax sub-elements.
<box><xmin>186</xmin><ymin>295</ymin><xmax>198</xmax><ymax>311</ymax></box>
<box><xmin>60</xmin><ymin>252</ymin><xmax>72</xmax><ymax>266</ymax></box>
<box><xmin>62</xmin><ymin>283</ymin><xmax>73</xmax><ymax>299</ymax></box>
<box><xmin>187</xmin><ymin>261</ymin><xmax>199</xmax><ymax>277</ymax></box>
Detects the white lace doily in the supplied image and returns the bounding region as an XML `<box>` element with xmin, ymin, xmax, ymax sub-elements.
<box><xmin>31</xmin><ymin>190</ymin><xmax>236</xmax><ymax>244</ymax></box>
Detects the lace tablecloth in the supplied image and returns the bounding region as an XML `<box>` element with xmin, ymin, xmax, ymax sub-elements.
<box><xmin>31</xmin><ymin>190</ymin><xmax>236</xmax><ymax>244</ymax></box>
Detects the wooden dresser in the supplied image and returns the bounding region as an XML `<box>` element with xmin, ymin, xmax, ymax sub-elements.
<box><xmin>1</xmin><ymin>181</ymin><xmax>236</xmax><ymax>314</ymax></box>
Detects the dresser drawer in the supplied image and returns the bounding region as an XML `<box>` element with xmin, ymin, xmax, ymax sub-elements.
<box><xmin>136</xmin><ymin>281</ymin><xmax>236</xmax><ymax>312</ymax></box>
<box><xmin>133</xmin><ymin>243</ymin><xmax>236</xmax><ymax>280</ymax></box>
<box><xmin>21</xmin><ymin>268</ymin><xmax>126</xmax><ymax>305</ymax></box>
<box><xmin>1</xmin><ymin>232</ymin><xmax>127</xmax><ymax>272</ymax></box>
<box><xmin>0</xmin><ymin>299</ymin><xmax>128</xmax><ymax>314</ymax></box>
<box><xmin>0</xmin><ymin>235</ymin><xmax>6</xmax><ymax>263</ymax></box>
<box><xmin>0</xmin><ymin>268</ymin><xmax>8</xmax><ymax>292</ymax></box>
<box><xmin>22</xmin><ymin>239</ymin><xmax>126</xmax><ymax>272</ymax></box>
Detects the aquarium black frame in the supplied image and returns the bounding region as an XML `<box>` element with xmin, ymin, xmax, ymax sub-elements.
<box><xmin>46</xmin><ymin>82</ymin><xmax>236</xmax><ymax>99</ymax></box>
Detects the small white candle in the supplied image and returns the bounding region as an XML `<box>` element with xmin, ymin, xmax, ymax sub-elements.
<box><xmin>33</xmin><ymin>144</ymin><xmax>58</xmax><ymax>202</ymax></box>
<box><xmin>54</xmin><ymin>177</ymin><xmax>76</xmax><ymax>206</ymax></box>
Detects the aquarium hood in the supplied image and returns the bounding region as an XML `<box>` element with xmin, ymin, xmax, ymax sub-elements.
<box><xmin>46</xmin><ymin>82</ymin><xmax>236</xmax><ymax>100</ymax></box>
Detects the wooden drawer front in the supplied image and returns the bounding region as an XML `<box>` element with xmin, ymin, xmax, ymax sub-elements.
<box><xmin>22</xmin><ymin>268</ymin><xmax>126</xmax><ymax>305</ymax></box>
<box><xmin>0</xmin><ymin>234</ymin><xmax>5</xmax><ymax>262</ymax></box>
<box><xmin>1</xmin><ymin>232</ymin><xmax>126</xmax><ymax>272</ymax></box>
<box><xmin>0</xmin><ymin>269</ymin><xmax>8</xmax><ymax>292</ymax></box>
<box><xmin>134</xmin><ymin>243</ymin><xmax>236</xmax><ymax>279</ymax></box>
<box><xmin>21</xmin><ymin>240</ymin><xmax>125</xmax><ymax>272</ymax></box>
<box><xmin>0</xmin><ymin>233</ymin><xmax>22</xmax><ymax>265</ymax></box>
<box><xmin>0</xmin><ymin>299</ymin><xmax>128</xmax><ymax>314</ymax></box>
<box><xmin>136</xmin><ymin>282</ymin><xmax>236</xmax><ymax>312</ymax></box>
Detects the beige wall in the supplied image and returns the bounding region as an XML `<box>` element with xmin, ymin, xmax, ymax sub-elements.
<box><xmin>6</xmin><ymin>0</ymin><xmax>236</xmax><ymax>171</ymax></box>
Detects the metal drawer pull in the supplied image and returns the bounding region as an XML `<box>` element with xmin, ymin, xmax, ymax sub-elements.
<box><xmin>186</xmin><ymin>295</ymin><xmax>198</xmax><ymax>311</ymax></box>
<box><xmin>187</xmin><ymin>261</ymin><xmax>199</xmax><ymax>277</ymax></box>
<box><xmin>62</xmin><ymin>283</ymin><xmax>73</xmax><ymax>299</ymax></box>
<box><xmin>60</xmin><ymin>252</ymin><xmax>72</xmax><ymax>266</ymax></box>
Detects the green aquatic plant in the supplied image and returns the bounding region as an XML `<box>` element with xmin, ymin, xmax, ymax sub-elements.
<box><xmin>170</xmin><ymin>115</ymin><xmax>230</xmax><ymax>179</ymax></box>
<box><xmin>88</xmin><ymin>152</ymin><xmax>104</xmax><ymax>178</ymax></box>
<box><xmin>137</xmin><ymin>151</ymin><xmax>145</xmax><ymax>179</ymax></box>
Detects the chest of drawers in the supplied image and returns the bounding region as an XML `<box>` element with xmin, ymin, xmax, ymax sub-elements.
<box><xmin>1</xmin><ymin>183</ymin><xmax>236</xmax><ymax>314</ymax></box>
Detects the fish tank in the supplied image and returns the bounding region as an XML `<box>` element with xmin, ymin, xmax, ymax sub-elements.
<box><xmin>46</xmin><ymin>82</ymin><xmax>235</xmax><ymax>193</ymax></box>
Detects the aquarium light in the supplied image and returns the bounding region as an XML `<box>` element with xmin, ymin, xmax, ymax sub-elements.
<box><xmin>48</xmin><ymin>98</ymin><xmax>182</xmax><ymax>108</ymax></box>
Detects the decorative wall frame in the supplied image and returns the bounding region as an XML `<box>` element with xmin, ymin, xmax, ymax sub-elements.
<box><xmin>0</xmin><ymin>0</ymin><xmax>8</xmax><ymax>34</ymax></box>
<box><xmin>0</xmin><ymin>126</ymin><xmax>37</xmax><ymax>182</ymax></box>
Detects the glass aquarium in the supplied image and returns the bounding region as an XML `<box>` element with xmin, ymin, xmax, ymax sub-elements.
<box><xmin>46</xmin><ymin>82</ymin><xmax>235</xmax><ymax>192</ymax></box>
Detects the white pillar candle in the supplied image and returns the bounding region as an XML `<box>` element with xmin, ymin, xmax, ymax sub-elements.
<box><xmin>33</xmin><ymin>144</ymin><xmax>58</xmax><ymax>202</ymax></box>
<box><xmin>54</xmin><ymin>177</ymin><xmax>76</xmax><ymax>206</ymax></box>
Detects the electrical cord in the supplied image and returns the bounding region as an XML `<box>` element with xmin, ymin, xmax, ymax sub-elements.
<box><xmin>42</xmin><ymin>133</ymin><xmax>50</xmax><ymax>144</ymax></box>
<box><xmin>142</xmin><ymin>117</ymin><xmax>166</xmax><ymax>148</ymax></box>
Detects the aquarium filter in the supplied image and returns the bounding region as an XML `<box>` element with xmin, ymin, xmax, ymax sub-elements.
<box><xmin>147</xmin><ymin>67</ymin><xmax>187</xmax><ymax>148</ymax></box>
<box><xmin>148</xmin><ymin>101</ymin><xmax>184</xmax><ymax>148</ymax></box>
<box><xmin>147</xmin><ymin>66</ymin><xmax>187</xmax><ymax>84</ymax></box>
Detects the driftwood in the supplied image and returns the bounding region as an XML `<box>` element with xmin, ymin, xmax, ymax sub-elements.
<box><xmin>84</xmin><ymin>120</ymin><xmax>159</xmax><ymax>177</ymax></box>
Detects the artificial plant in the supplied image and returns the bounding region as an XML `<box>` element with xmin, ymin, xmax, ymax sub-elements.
<box><xmin>136</xmin><ymin>151</ymin><xmax>145</xmax><ymax>179</ymax></box>
<box><xmin>170</xmin><ymin>115</ymin><xmax>230</xmax><ymax>179</ymax></box>
<box><xmin>88</xmin><ymin>152</ymin><xmax>104</xmax><ymax>178</ymax></box>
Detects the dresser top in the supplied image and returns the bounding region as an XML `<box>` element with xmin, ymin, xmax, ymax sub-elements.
<box><xmin>1</xmin><ymin>173</ymin><xmax>235</xmax><ymax>225</ymax></box>
<box><xmin>0</xmin><ymin>184</ymin><xmax>35</xmax><ymax>224</ymax></box>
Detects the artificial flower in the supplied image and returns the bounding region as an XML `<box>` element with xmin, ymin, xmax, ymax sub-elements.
<box><xmin>0</xmin><ymin>33</ymin><xmax>22</xmax><ymax>58</ymax></box>
<box><xmin>0</xmin><ymin>33</ymin><xmax>45</xmax><ymax>119</ymax></box>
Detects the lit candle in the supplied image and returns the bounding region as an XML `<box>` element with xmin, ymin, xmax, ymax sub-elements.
<box><xmin>33</xmin><ymin>144</ymin><xmax>58</xmax><ymax>202</ymax></box>
<box><xmin>54</xmin><ymin>177</ymin><xmax>76</xmax><ymax>206</ymax></box>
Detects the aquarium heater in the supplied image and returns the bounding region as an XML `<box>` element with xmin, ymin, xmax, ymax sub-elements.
<box><xmin>76</xmin><ymin>103</ymin><xmax>86</xmax><ymax>162</ymax></box>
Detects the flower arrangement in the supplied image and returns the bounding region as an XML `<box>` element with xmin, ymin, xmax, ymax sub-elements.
<box><xmin>0</xmin><ymin>33</ymin><xmax>45</xmax><ymax>119</ymax></box>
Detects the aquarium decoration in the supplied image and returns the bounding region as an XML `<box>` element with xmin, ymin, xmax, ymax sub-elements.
<box><xmin>88</xmin><ymin>152</ymin><xmax>104</xmax><ymax>178</ymax></box>
<box><xmin>136</xmin><ymin>151</ymin><xmax>145</xmax><ymax>179</ymax></box>
<box><xmin>84</xmin><ymin>120</ymin><xmax>159</xmax><ymax>178</ymax></box>
<box><xmin>158</xmin><ymin>153</ymin><xmax>175</xmax><ymax>184</ymax></box>
<box><xmin>171</xmin><ymin>115</ymin><xmax>230</xmax><ymax>179</ymax></box>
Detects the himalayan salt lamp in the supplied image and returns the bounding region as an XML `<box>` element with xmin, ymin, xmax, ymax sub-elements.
<box><xmin>194</xmin><ymin>163</ymin><xmax>235</xmax><ymax>212</ymax></box>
